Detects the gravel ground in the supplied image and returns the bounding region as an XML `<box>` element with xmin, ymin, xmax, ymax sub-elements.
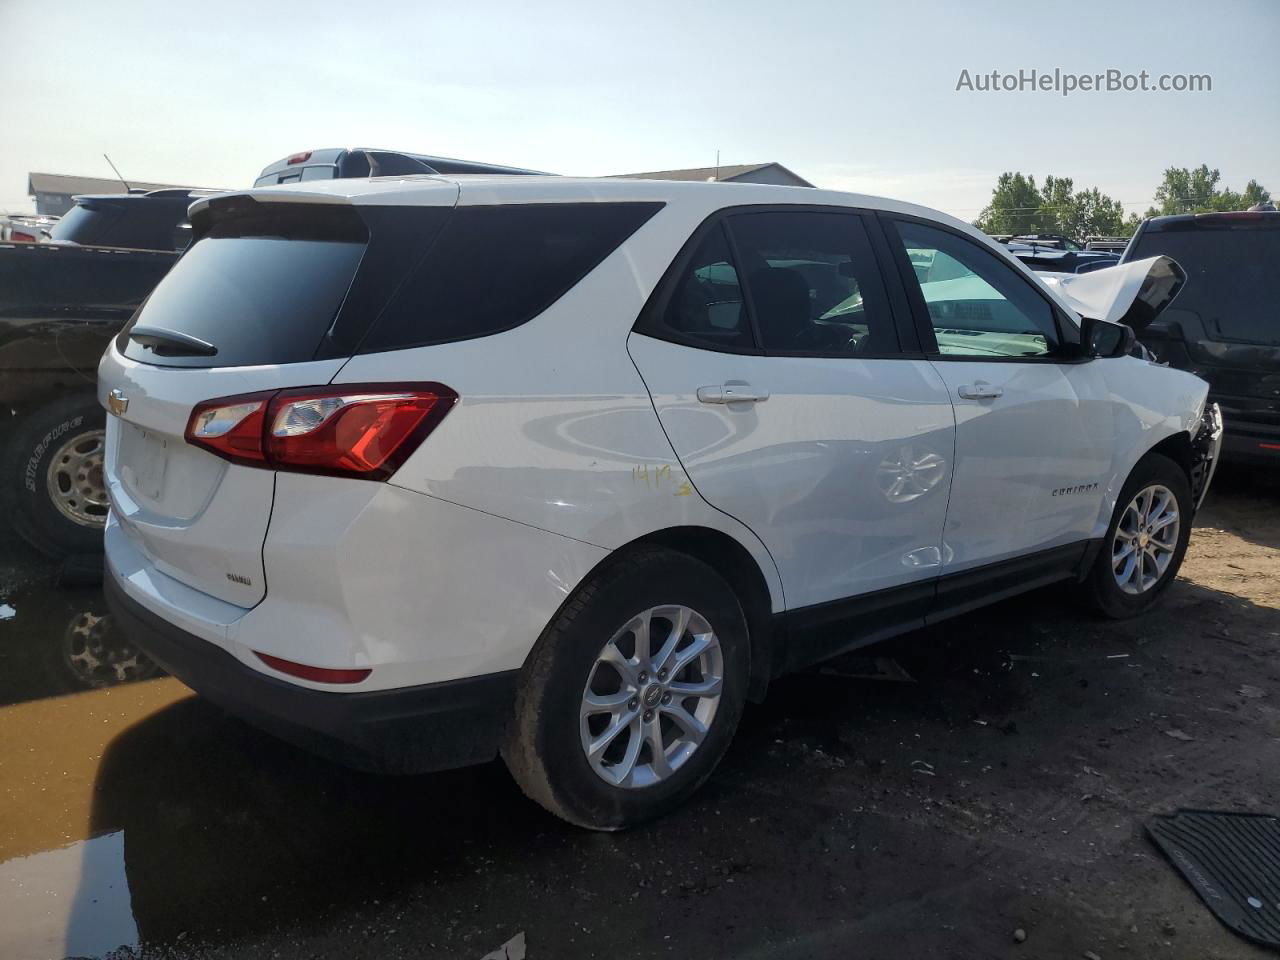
<box><xmin>0</xmin><ymin>466</ymin><xmax>1276</xmax><ymax>960</ymax></box>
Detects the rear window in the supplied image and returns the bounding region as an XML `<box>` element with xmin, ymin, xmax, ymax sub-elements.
<box><xmin>120</xmin><ymin>207</ymin><xmax>369</xmax><ymax>367</ymax></box>
<box><xmin>48</xmin><ymin>204</ymin><xmax>121</xmax><ymax>246</ymax></box>
<box><xmin>356</xmin><ymin>202</ymin><xmax>663</xmax><ymax>353</ymax></box>
<box><xmin>1130</xmin><ymin>222</ymin><xmax>1280</xmax><ymax>345</ymax></box>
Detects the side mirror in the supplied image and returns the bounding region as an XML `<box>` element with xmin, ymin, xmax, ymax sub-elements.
<box><xmin>1082</xmin><ymin>316</ymin><xmax>1136</xmax><ymax>358</ymax></box>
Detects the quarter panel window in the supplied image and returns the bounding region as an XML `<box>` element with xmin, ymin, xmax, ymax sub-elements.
<box><xmin>893</xmin><ymin>220</ymin><xmax>1059</xmax><ymax>358</ymax></box>
<box><xmin>359</xmin><ymin>202</ymin><xmax>662</xmax><ymax>353</ymax></box>
<box><xmin>641</xmin><ymin>223</ymin><xmax>754</xmax><ymax>351</ymax></box>
<box><xmin>728</xmin><ymin>211</ymin><xmax>899</xmax><ymax>356</ymax></box>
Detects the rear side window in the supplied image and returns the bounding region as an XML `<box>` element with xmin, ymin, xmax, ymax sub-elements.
<box><xmin>120</xmin><ymin>207</ymin><xmax>369</xmax><ymax>368</ymax></box>
<box><xmin>644</xmin><ymin>223</ymin><xmax>753</xmax><ymax>351</ymax></box>
<box><xmin>1129</xmin><ymin>223</ymin><xmax>1280</xmax><ymax>345</ymax></box>
<box><xmin>357</xmin><ymin>203</ymin><xmax>663</xmax><ymax>353</ymax></box>
<box><xmin>728</xmin><ymin>210</ymin><xmax>898</xmax><ymax>356</ymax></box>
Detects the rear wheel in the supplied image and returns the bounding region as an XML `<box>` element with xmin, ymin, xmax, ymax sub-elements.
<box><xmin>1</xmin><ymin>395</ymin><xmax>109</xmax><ymax>559</ymax></box>
<box><xmin>1085</xmin><ymin>453</ymin><xmax>1192</xmax><ymax>618</ymax></box>
<box><xmin>502</xmin><ymin>548</ymin><xmax>749</xmax><ymax>830</ymax></box>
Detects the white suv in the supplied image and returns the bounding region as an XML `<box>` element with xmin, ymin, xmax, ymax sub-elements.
<box><xmin>99</xmin><ymin>176</ymin><xmax>1221</xmax><ymax>829</ymax></box>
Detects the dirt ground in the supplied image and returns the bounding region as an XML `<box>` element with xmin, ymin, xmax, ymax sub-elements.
<box><xmin>0</xmin><ymin>466</ymin><xmax>1276</xmax><ymax>960</ymax></box>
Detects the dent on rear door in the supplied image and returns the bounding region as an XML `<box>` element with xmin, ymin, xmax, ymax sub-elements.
<box><xmin>628</xmin><ymin>334</ymin><xmax>957</xmax><ymax>609</ymax></box>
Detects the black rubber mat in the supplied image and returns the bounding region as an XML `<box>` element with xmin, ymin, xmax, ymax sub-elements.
<box><xmin>1147</xmin><ymin>810</ymin><xmax>1280</xmax><ymax>948</ymax></box>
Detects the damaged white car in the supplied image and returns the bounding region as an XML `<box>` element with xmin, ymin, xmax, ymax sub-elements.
<box><xmin>99</xmin><ymin>177</ymin><xmax>1221</xmax><ymax>828</ymax></box>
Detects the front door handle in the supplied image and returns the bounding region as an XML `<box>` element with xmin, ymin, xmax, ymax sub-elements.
<box><xmin>697</xmin><ymin>383</ymin><xmax>770</xmax><ymax>404</ymax></box>
<box><xmin>957</xmin><ymin>382</ymin><xmax>1003</xmax><ymax>400</ymax></box>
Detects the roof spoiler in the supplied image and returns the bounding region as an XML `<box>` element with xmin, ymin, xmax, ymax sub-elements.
<box><xmin>1039</xmin><ymin>256</ymin><xmax>1186</xmax><ymax>332</ymax></box>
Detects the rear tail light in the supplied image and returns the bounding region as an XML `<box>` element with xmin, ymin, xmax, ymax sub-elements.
<box><xmin>286</xmin><ymin>151</ymin><xmax>313</xmax><ymax>165</ymax></box>
<box><xmin>185</xmin><ymin>383</ymin><xmax>457</xmax><ymax>479</ymax></box>
<box><xmin>10</xmin><ymin>231</ymin><xmax>36</xmax><ymax>242</ymax></box>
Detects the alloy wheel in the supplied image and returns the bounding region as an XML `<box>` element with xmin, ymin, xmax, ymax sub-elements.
<box><xmin>580</xmin><ymin>605</ymin><xmax>723</xmax><ymax>789</ymax></box>
<box><xmin>1112</xmin><ymin>483</ymin><xmax>1180</xmax><ymax>595</ymax></box>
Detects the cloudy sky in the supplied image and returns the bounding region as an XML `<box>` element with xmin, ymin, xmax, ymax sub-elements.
<box><xmin>2</xmin><ymin>0</ymin><xmax>1276</xmax><ymax>218</ymax></box>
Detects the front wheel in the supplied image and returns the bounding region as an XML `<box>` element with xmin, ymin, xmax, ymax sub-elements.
<box><xmin>502</xmin><ymin>548</ymin><xmax>749</xmax><ymax>830</ymax></box>
<box><xmin>1</xmin><ymin>395</ymin><xmax>109</xmax><ymax>559</ymax></box>
<box><xmin>1085</xmin><ymin>453</ymin><xmax>1193</xmax><ymax>619</ymax></box>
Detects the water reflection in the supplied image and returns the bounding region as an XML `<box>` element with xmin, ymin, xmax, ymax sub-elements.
<box><xmin>0</xmin><ymin>569</ymin><xmax>160</xmax><ymax>708</ymax></box>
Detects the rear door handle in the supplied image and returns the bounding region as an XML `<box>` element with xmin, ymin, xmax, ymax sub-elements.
<box><xmin>697</xmin><ymin>383</ymin><xmax>770</xmax><ymax>404</ymax></box>
<box><xmin>957</xmin><ymin>382</ymin><xmax>1003</xmax><ymax>400</ymax></box>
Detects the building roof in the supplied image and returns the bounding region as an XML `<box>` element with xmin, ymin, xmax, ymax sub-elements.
<box><xmin>609</xmin><ymin>162</ymin><xmax>814</xmax><ymax>187</ymax></box>
<box><xmin>27</xmin><ymin>172</ymin><xmax>207</xmax><ymax>197</ymax></box>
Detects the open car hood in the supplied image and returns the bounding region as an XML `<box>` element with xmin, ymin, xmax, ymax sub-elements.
<box><xmin>1039</xmin><ymin>255</ymin><xmax>1186</xmax><ymax>332</ymax></box>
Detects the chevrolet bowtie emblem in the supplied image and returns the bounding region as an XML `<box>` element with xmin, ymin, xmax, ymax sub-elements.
<box><xmin>108</xmin><ymin>389</ymin><xmax>129</xmax><ymax>416</ymax></box>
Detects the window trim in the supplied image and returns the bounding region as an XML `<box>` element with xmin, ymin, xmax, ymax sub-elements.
<box><xmin>879</xmin><ymin>212</ymin><xmax>1088</xmax><ymax>365</ymax></box>
<box><xmin>633</xmin><ymin>203</ymin><xmax>924</xmax><ymax>360</ymax></box>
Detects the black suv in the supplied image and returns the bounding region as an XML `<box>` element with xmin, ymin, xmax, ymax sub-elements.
<box><xmin>1123</xmin><ymin>211</ymin><xmax>1280</xmax><ymax>463</ymax></box>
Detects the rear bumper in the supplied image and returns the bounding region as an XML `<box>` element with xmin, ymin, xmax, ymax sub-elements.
<box><xmin>106</xmin><ymin>572</ymin><xmax>517</xmax><ymax>774</ymax></box>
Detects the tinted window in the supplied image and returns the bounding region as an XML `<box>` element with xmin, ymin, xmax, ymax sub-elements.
<box><xmin>729</xmin><ymin>211</ymin><xmax>898</xmax><ymax>356</ymax></box>
<box><xmin>358</xmin><ymin>203</ymin><xmax>662</xmax><ymax>353</ymax></box>
<box><xmin>120</xmin><ymin>207</ymin><xmax>368</xmax><ymax>368</ymax></box>
<box><xmin>642</xmin><ymin>223</ymin><xmax>752</xmax><ymax>351</ymax></box>
<box><xmin>48</xmin><ymin>203</ymin><xmax>121</xmax><ymax>246</ymax></box>
<box><xmin>893</xmin><ymin>221</ymin><xmax>1059</xmax><ymax>358</ymax></box>
<box><xmin>300</xmin><ymin>165</ymin><xmax>337</xmax><ymax>181</ymax></box>
<box><xmin>1129</xmin><ymin>224</ymin><xmax>1280</xmax><ymax>345</ymax></box>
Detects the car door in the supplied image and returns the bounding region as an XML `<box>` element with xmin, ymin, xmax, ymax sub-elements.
<box><xmin>880</xmin><ymin>215</ymin><xmax>1113</xmax><ymax>583</ymax></box>
<box><xmin>628</xmin><ymin>206</ymin><xmax>955</xmax><ymax>655</ymax></box>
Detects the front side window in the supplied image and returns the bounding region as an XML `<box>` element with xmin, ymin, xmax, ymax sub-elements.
<box><xmin>729</xmin><ymin>211</ymin><xmax>899</xmax><ymax>356</ymax></box>
<box><xmin>892</xmin><ymin>220</ymin><xmax>1060</xmax><ymax>359</ymax></box>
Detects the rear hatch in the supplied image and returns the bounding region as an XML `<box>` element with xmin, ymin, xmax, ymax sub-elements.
<box><xmin>99</xmin><ymin>187</ymin><xmax>458</xmax><ymax>607</ymax></box>
<box><xmin>1124</xmin><ymin>213</ymin><xmax>1280</xmax><ymax>407</ymax></box>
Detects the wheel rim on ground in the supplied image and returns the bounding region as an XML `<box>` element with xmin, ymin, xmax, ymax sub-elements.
<box><xmin>46</xmin><ymin>429</ymin><xmax>109</xmax><ymax>528</ymax></box>
<box><xmin>580</xmin><ymin>604</ymin><xmax>724</xmax><ymax>789</ymax></box>
<box><xmin>1112</xmin><ymin>483</ymin><xmax>1180</xmax><ymax>595</ymax></box>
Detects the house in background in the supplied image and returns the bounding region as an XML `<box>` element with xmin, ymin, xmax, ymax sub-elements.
<box><xmin>611</xmin><ymin>162</ymin><xmax>813</xmax><ymax>188</ymax></box>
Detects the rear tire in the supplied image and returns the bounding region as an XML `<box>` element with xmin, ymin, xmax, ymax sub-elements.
<box><xmin>1</xmin><ymin>395</ymin><xmax>109</xmax><ymax>559</ymax></box>
<box><xmin>502</xmin><ymin>548</ymin><xmax>749</xmax><ymax>830</ymax></box>
<box><xmin>1085</xmin><ymin>453</ymin><xmax>1192</xmax><ymax>619</ymax></box>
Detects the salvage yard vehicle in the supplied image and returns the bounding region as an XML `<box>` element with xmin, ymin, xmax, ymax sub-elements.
<box><xmin>253</xmin><ymin>147</ymin><xmax>547</xmax><ymax>186</ymax></box>
<box><xmin>0</xmin><ymin>190</ymin><xmax>206</xmax><ymax>558</ymax></box>
<box><xmin>1119</xmin><ymin>209</ymin><xmax>1279</xmax><ymax>464</ymax></box>
<box><xmin>100</xmin><ymin>175</ymin><xmax>1221</xmax><ymax>829</ymax></box>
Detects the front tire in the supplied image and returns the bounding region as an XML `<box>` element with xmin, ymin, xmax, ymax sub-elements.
<box><xmin>1</xmin><ymin>395</ymin><xmax>109</xmax><ymax>559</ymax></box>
<box><xmin>1085</xmin><ymin>453</ymin><xmax>1193</xmax><ymax>619</ymax></box>
<box><xmin>502</xmin><ymin>548</ymin><xmax>749</xmax><ymax>830</ymax></box>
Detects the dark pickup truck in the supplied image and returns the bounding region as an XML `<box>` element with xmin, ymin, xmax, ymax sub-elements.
<box><xmin>1122</xmin><ymin>210</ymin><xmax>1280</xmax><ymax>464</ymax></box>
<box><xmin>1</xmin><ymin>190</ymin><xmax>198</xmax><ymax>557</ymax></box>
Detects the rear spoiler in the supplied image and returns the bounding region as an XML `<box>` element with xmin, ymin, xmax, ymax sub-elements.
<box><xmin>1039</xmin><ymin>255</ymin><xmax>1186</xmax><ymax>332</ymax></box>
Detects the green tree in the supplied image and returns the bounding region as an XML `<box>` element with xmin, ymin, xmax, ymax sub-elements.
<box><xmin>974</xmin><ymin>172</ymin><xmax>1043</xmax><ymax>235</ymax></box>
<box><xmin>1146</xmin><ymin>165</ymin><xmax>1270</xmax><ymax>216</ymax></box>
<box><xmin>976</xmin><ymin>172</ymin><xmax>1133</xmax><ymax>238</ymax></box>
